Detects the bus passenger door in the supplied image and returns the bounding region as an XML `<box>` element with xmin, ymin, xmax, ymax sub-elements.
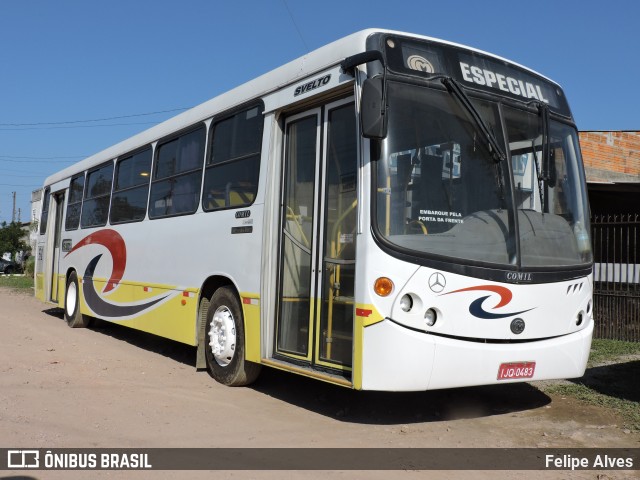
<box><xmin>276</xmin><ymin>98</ymin><xmax>357</xmax><ymax>374</ymax></box>
<box><xmin>49</xmin><ymin>192</ymin><xmax>65</xmax><ymax>303</ymax></box>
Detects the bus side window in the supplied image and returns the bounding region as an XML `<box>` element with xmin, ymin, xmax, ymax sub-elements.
<box><xmin>203</xmin><ymin>104</ymin><xmax>263</xmax><ymax>211</ymax></box>
<box><xmin>81</xmin><ymin>161</ymin><xmax>114</xmax><ymax>228</ymax></box>
<box><xmin>149</xmin><ymin>126</ymin><xmax>206</xmax><ymax>219</ymax></box>
<box><xmin>65</xmin><ymin>173</ymin><xmax>85</xmax><ymax>230</ymax></box>
<box><xmin>39</xmin><ymin>187</ymin><xmax>51</xmax><ymax>235</ymax></box>
<box><xmin>110</xmin><ymin>148</ymin><xmax>152</xmax><ymax>224</ymax></box>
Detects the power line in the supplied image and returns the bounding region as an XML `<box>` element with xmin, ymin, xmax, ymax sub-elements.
<box><xmin>0</xmin><ymin>155</ymin><xmax>86</xmax><ymax>159</ymax></box>
<box><xmin>0</xmin><ymin>121</ymin><xmax>161</xmax><ymax>131</ymax></box>
<box><xmin>0</xmin><ymin>157</ymin><xmax>79</xmax><ymax>163</ymax></box>
<box><xmin>0</xmin><ymin>183</ymin><xmax>41</xmax><ymax>187</ymax></box>
<box><xmin>1</xmin><ymin>173</ymin><xmax>47</xmax><ymax>178</ymax></box>
<box><xmin>0</xmin><ymin>107</ymin><xmax>191</xmax><ymax>127</ymax></box>
<box><xmin>282</xmin><ymin>0</ymin><xmax>309</xmax><ymax>52</ymax></box>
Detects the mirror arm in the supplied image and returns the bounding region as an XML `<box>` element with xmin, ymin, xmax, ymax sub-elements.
<box><xmin>340</xmin><ymin>50</ymin><xmax>385</xmax><ymax>75</ymax></box>
<box><xmin>341</xmin><ymin>50</ymin><xmax>388</xmax><ymax>116</ymax></box>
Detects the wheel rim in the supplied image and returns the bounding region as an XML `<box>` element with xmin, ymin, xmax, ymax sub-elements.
<box><xmin>66</xmin><ymin>281</ymin><xmax>77</xmax><ymax>317</ymax></box>
<box><xmin>208</xmin><ymin>305</ymin><xmax>236</xmax><ymax>367</ymax></box>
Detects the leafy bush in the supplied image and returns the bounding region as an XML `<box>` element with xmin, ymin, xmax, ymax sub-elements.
<box><xmin>0</xmin><ymin>221</ymin><xmax>27</xmax><ymax>258</ymax></box>
<box><xmin>25</xmin><ymin>256</ymin><xmax>35</xmax><ymax>278</ymax></box>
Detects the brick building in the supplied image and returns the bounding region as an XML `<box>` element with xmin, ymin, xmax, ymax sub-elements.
<box><xmin>579</xmin><ymin>131</ymin><xmax>640</xmax><ymax>214</ymax></box>
<box><xmin>580</xmin><ymin>131</ymin><xmax>639</xmax><ymax>342</ymax></box>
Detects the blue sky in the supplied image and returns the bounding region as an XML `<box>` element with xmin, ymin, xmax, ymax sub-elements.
<box><xmin>1</xmin><ymin>0</ymin><xmax>638</xmax><ymax>225</ymax></box>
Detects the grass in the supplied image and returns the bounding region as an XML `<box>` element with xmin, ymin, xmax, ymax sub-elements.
<box><xmin>0</xmin><ymin>275</ymin><xmax>34</xmax><ymax>290</ymax></box>
<box><xmin>539</xmin><ymin>338</ymin><xmax>640</xmax><ymax>431</ymax></box>
<box><xmin>545</xmin><ymin>382</ymin><xmax>640</xmax><ymax>431</ymax></box>
<box><xmin>587</xmin><ymin>339</ymin><xmax>640</xmax><ymax>366</ymax></box>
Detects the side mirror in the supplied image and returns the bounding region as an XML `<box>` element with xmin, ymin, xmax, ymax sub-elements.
<box><xmin>361</xmin><ymin>76</ymin><xmax>387</xmax><ymax>139</ymax></box>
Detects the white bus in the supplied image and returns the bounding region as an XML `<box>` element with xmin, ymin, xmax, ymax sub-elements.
<box><xmin>35</xmin><ymin>29</ymin><xmax>594</xmax><ymax>391</ymax></box>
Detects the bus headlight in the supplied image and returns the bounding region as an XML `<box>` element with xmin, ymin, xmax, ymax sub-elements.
<box><xmin>425</xmin><ymin>308</ymin><xmax>437</xmax><ymax>326</ymax></box>
<box><xmin>400</xmin><ymin>294</ymin><xmax>413</xmax><ymax>312</ymax></box>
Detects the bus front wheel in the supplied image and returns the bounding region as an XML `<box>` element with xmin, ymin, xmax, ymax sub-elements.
<box><xmin>204</xmin><ymin>287</ymin><xmax>261</xmax><ymax>386</ymax></box>
<box><xmin>64</xmin><ymin>271</ymin><xmax>90</xmax><ymax>328</ymax></box>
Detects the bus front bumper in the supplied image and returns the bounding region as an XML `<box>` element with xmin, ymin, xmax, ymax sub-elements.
<box><xmin>360</xmin><ymin>318</ymin><xmax>593</xmax><ymax>391</ymax></box>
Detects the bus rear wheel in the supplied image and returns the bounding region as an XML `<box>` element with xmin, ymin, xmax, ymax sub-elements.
<box><xmin>204</xmin><ymin>287</ymin><xmax>261</xmax><ymax>386</ymax></box>
<box><xmin>64</xmin><ymin>271</ymin><xmax>90</xmax><ymax>328</ymax></box>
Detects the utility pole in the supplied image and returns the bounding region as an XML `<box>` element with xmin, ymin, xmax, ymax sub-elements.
<box><xmin>12</xmin><ymin>191</ymin><xmax>16</xmax><ymax>223</ymax></box>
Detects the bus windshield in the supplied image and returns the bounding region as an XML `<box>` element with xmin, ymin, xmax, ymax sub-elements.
<box><xmin>375</xmin><ymin>81</ymin><xmax>593</xmax><ymax>268</ymax></box>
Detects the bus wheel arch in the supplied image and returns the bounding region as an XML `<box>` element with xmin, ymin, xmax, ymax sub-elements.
<box><xmin>199</xmin><ymin>279</ymin><xmax>261</xmax><ymax>386</ymax></box>
<box><xmin>64</xmin><ymin>269</ymin><xmax>90</xmax><ymax>328</ymax></box>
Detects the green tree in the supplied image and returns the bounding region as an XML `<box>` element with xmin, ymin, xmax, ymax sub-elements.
<box><xmin>0</xmin><ymin>222</ymin><xmax>28</xmax><ymax>260</ymax></box>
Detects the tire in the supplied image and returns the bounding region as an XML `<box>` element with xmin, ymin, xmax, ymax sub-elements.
<box><xmin>64</xmin><ymin>271</ymin><xmax>90</xmax><ymax>328</ymax></box>
<box><xmin>204</xmin><ymin>287</ymin><xmax>261</xmax><ymax>386</ymax></box>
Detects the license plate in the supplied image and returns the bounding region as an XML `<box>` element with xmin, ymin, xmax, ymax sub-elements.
<box><xmin>497</xmin><ymin>361</ymin><xmax>536</xmax><ymax>380</ymax></box>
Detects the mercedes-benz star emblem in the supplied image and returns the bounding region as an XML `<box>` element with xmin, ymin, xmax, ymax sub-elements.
<box><xmin>428</xmin><ymin>272</ymin><xmax>446</xmax><ymax>293</ymax></box>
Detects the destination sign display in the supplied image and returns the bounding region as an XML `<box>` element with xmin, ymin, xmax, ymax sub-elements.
<box><xmin>383</xmin><ymin>36</ymin><xmax>571</xmax><ymax>117</ymax></box>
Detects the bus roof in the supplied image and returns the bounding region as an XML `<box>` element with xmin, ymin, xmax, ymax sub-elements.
<box><xmin>43</xmin><ymin>28</ymin><xmax>559</xmax><ymax>187</ymax></box>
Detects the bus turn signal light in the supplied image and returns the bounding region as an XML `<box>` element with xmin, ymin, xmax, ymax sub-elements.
<box><xmin>374</xmin><ymin>277</ymin><xmax>394</xmax><ymax>297</ymax></box>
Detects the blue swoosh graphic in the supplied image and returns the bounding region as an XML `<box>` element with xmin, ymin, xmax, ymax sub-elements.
<box><xmin>83</xmin><ymin>254</ymin><xmax>168</xmax><ymax>318</ymax></box>
<box><xmin>469</xmin><ymin>295</ymin><xmax>534</xmax><ymax>319</ymax></box>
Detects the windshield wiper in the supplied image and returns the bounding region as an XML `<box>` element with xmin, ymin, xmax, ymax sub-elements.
<box><xmin>440</xmin><ymin>77</ymin><xmax>506</xmax><ymax>163</ymax></box>
<box><xmin>529</xmin><ymin>101</ymin><xmax>551</xmax><ymax>212</ymax></box>
<box><xmin>434</xmin><ymin>76</ymin><xmax>508</xmax><ymax>208</ymax></box>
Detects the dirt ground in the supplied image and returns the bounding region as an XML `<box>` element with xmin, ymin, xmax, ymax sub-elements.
<box><xmin>0</xmin><ymin>287</ymin><xmax>638</xmax><ymax>480</ymax></box>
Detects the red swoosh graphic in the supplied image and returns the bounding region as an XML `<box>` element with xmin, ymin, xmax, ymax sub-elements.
<box><xmin>65</xmin><ymin>229</ymin><xmax>126</xmax><ymax>293</ymax></box>
<box><xmin>444</xmin><ymin>285</ymin><xmax>512</xmax><ymax>309</ymax></box>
